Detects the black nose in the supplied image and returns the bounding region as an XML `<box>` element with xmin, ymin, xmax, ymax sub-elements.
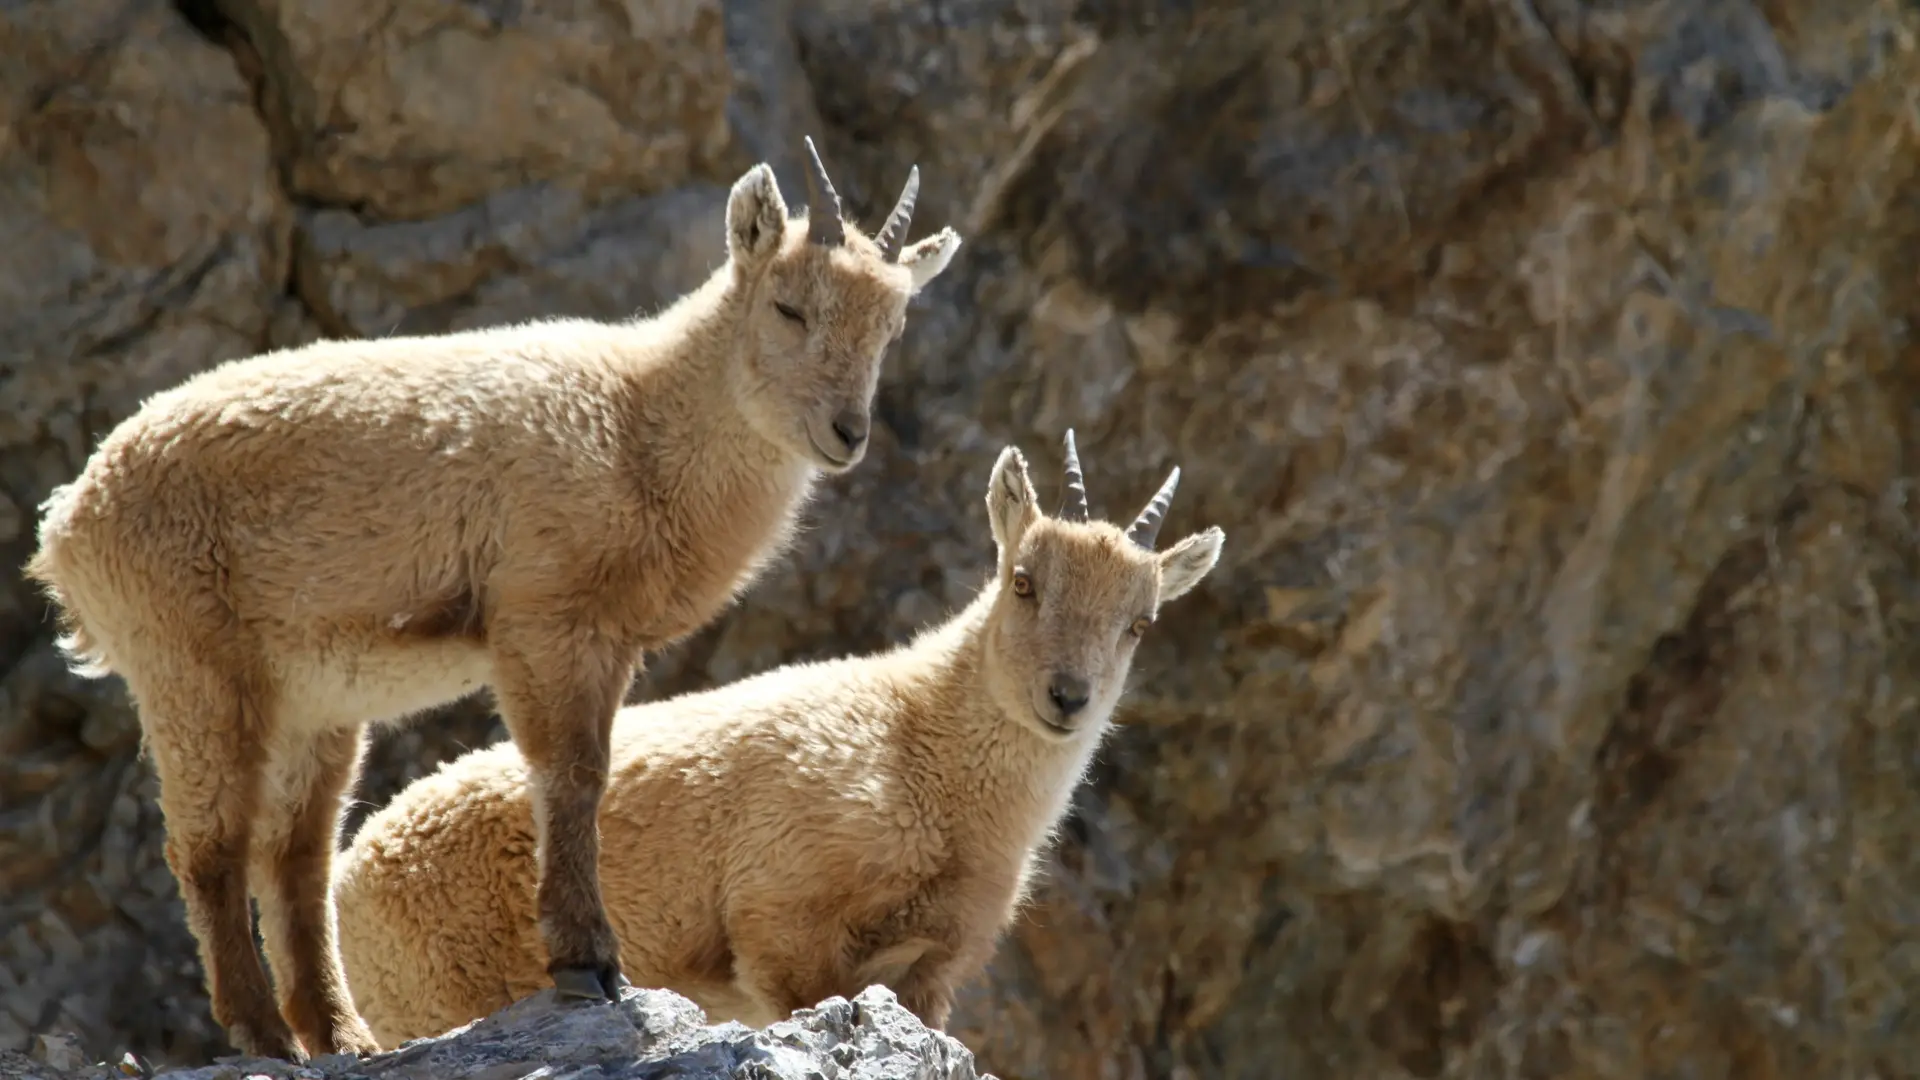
<box><xmin>830</xmin><ymin>408</ymin><xmax>869</xmax><ymax>455</ymax></box>
<box><xmin>1048</xmin><ymin>672</ymin><xmax>1091</xmax><ymax>717</ymax></box>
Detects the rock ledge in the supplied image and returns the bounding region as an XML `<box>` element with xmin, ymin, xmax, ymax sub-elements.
<box><xmin>2</xmin><ymin>985</ymin><xmax>989</xmax><ymax>1080</ymax></box>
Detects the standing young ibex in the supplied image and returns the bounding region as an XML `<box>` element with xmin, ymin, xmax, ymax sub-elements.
<box><xmin>23</xmin><ymin>138</ymin><xmax>960</xmax><ymax>1062</ymax></box>
<box><xmin>328</xmin><ymin>432</ymin><xmax>1226</xmax><ymax>1046</ymax></box>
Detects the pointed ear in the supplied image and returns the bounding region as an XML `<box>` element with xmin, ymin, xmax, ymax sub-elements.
<box><xmin>985</xmin><ymin>445</ymin><xmax>1040</xmax><ymax>562</ymax></box>
<box><xmin>726</xmin><ymin>163</ymin><xmax>787</xmax><ymax>269</ymax></box>
<box><xmin>1156</xmin><ymin>527</ymin><xmax>1224</xmax><ymax>603</ymax></box>
<box><xmin>899</xmin><ymin>227</ymin><xmax>962</xmax><ymax>292</ymax></box>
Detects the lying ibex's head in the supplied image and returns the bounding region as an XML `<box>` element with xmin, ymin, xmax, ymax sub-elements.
<box><xmin>978</xmin><ymin>431</ymin><xmax>1225</xmax><ymax>741</ymax></box>
<box><xmin>723</xmin><ymin>137</ymin><xmax>962</xmax><ymax>473</ymax></box>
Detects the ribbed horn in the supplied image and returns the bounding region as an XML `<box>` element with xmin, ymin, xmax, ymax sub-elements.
<box><xmin>802</xmin><ymin>136</ymin><xmax>844</xmax><ymax>247</ymax></box>
<box><xmin>1125</xmin><ymin>466</ymin><xmax>1180</xmax><ymax>550</ymax></box>
<box><xmin>1060</xmin><ymin>428</ymin><xmax>1090</xmax><ymax>522</ymax></box>
<box><xmin>875</xmin><ymin>165</ymin><xmax>919</xmax><ymax>263</ymax></box>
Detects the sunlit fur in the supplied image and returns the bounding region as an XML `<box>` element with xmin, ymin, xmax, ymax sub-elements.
<box><xmin>329</xmin><ymin>437</ymin><xmax>1226</xmax><ymax>1047</ymax></box>
<box><xmin>20</xmin><ymin>149</ymin><xmax>961</xmax><ymax>1062</ymax></box>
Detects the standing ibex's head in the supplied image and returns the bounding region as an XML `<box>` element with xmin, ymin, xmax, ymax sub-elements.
<box><xmin>721</xmin><ymin>137</ymin><xmax>963</xmax><ymax>473</ymax></box>
<box><xmin>977</xmin><ymin>431</ymin><xmax>1226</xmax><ymax>742</ymax></box>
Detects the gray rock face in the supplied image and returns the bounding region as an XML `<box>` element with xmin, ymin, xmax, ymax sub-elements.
<box><xmin>6</xmin><ymin>0</ymin><xmax>1920</xmax><ymax>1077</ymax></box>
<box><xmin>0</xmin><ymin>986</ymin><xmax>986</xmax><ymax>1080</ymax></box>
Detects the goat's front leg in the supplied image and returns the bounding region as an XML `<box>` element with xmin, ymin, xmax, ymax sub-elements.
<box><xmin>852</xmin><ymin>937</ymin><xmax>955</xmax><ymax>1030</ymax></box>
<box><xmin>489</xmin><ymin>616</ymin><xmax>634</xmax><ymax>1003</ymax></box>
<box><xmin>848</xmin><ymin>882</ymin><xmax>1006</xmax><ymax>1033</ymax></box>
<box><xmin>892</xmin><ymin>969</ymin><xmax>956</xmax><ymax>1030</ymax></box>
<box><xmin>728</xmin><ymin>897</ymin><xmax>853</xmax><ymax>1023</ymax></box>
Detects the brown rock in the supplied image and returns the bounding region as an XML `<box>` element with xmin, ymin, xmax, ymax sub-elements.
<box><xmin>293</xmin><ymin>182</ymin><xmax>730</xmax><ymax>339</ymax></box>
<box><xmin>0</xmin><ymin>0</ymin><xmax>289</xmax><ymax>1058</ymax></box>
<box><xmin>6</xmin><ymin>0</ymin><xmax>1920</xmax><ymax>1077</ymax></box>
<box><xmin>212</xmin><ymin>0</ymin><xmax>734</xmax><ymax>219</ymax></box>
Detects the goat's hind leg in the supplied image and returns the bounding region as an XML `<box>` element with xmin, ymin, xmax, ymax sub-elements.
<box><xmin>137</xmin><ymin>667</ymin><xmax>303</xmax><ymax>1060</ymax></box>
<box><xmin>489</xmin><ymin>617</ymin><xmax>634</xmax><ymax>1004</ymax></box>
<box><xmin>252</xmin><ymin>724</ymin><xmax>381</xmax><ymax>1056</ymax></box>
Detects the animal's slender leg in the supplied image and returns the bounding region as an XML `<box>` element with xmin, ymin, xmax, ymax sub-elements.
<box><xmin>252</xmin><ymin>725</ymin><xmax>381</xmax><ymax>1056</ymax></box>
<box><xmin>489</xmin><ymin>617</ymin><xmax>634</xmax><ymax>1002</ymax></box>
<box><xmin>139</xmin><ymin>668</ymin><xmax>303</xmax><ymax>1060</ymax></box>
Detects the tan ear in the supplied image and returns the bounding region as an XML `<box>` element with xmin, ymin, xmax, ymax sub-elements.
<box><xmin>1157</xmin><ymin>527</ymin><xmax>1224</xmax><ymax>602</ymax></box>
<box><xmin>985</xmin><ymin>445</ymin><xmax>1040</xmax><ymax>562</ymax></box>
<box><xmin>899</xmin><ymin>227</ymin><xmax>962</xmax><ymax>292</ymax></box>
<box><xmin>726</xmin><ymin>163</ymin><xmax>787</xmax><ymax>269</ymax></box>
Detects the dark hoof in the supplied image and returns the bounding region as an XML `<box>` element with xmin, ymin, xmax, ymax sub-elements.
<box><xmin>551</xmin><ymin>964</ymin><xmax>628</xmax><ymax>1003</ymax></box>
<box><xmin>227</xmin><ymin>1021</ymin><xmax>304</xmax><ymax>1063</ymax></box>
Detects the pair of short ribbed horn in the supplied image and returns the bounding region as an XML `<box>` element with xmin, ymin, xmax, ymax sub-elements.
<box><xmin>1058</xmin><ymin>429</ymin><xmax>1181</xmax><ymax>551</ymax></box>
<box><xmin>801</xmin><ymin>136</ymin><xmax>918</xmax><ymax>263</ymax></box>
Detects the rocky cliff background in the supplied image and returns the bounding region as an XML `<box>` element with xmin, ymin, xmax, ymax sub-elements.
<box><xmin>4</xmin><ymin>0</ymin><xmax>1919</xmax><ymax>1077</ymax></box>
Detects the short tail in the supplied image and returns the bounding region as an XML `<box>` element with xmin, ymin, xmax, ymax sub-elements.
<box><xmin>23</xmin><ymin>486</ymin><xmax>117</xmax><ymax>680</ymax></box>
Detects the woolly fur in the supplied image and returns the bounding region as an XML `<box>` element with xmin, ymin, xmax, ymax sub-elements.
<box><xmin>332</xmin><ymin>435</ymin><xmax>1225</xmax><ymax>1047</ymax></box>
<box><xmin>22</xmin><ymin>144</ymin><xmax>961</xmax><ymax>1061</ymax></box>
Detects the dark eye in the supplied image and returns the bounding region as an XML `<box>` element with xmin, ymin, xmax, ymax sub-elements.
<box><xmin>1011</xmin><ymin>570</ymin><xmax>1034</xmax><ymax>598</ymax></box>
<box><xmin>774</xmin><ymin>301</ymin><xmax>807</xmax><ymax>327</ymax></box>
<box><xmin>1128</xmin><ymin>616</ymin><xmax>1153</xmax><ymax>638</ymax></box>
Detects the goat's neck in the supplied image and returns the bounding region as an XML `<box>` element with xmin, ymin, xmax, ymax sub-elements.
<box><xmin>903</xmin><ymin>593</ymin><xmax>1111</xmax><ymax>864</ymax></box>
<box><xmin>615</xmin><ymin>275</ymin><xmax>806</xmax><ymax>502</ymax></box>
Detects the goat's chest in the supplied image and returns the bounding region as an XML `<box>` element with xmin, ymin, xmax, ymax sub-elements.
<box><xmin>600</xmin><ymin>504</ymin><xmax>794</xmax><ymax>648</ymax></box>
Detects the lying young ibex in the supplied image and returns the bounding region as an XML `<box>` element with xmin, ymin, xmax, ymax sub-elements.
<box><xmin>22</xmin><ymin>138</ymin><xmax>960</xmax><ymax>1061</ymax></box>
<box><xmin>329</xmin><ymin>431</ymin><xmax>1225</xmax><ymax>1047</ymax></box>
